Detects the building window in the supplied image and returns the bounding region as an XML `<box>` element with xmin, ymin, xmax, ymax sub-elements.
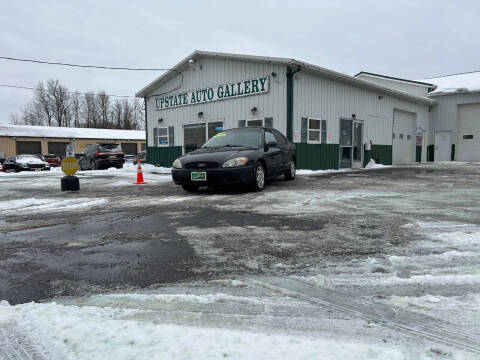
<box><xmin>407</xmin><ymin>135</ymin><xmax>411</xmax><ymax>140</ymax></box>
<box><xmin>463</xmin><ymin>134</ymin><xmax>474</xmax><ymax>140</ymax></box>
<box><xmin>247</xmin><ymin>118</ymin><xmax>264</xmax><ymax>127</ymax></box>
<box><xmin>158</xmin><ymin>127</ymin><xmax>169</xmax><ymax>146</ymax></box>
<box><xmin>392</xmin><ymin>133</ymin><xmax>396</xmax><ymax>139</ymax></box>
<box><xmin>308</xmin><ymin>118</ymin><xmax>327</xmax><ymax>143</ymax></box>
<box><xmin>399</xmin><ymin>134</ymin><xmax>404</xmax><ymax>139</ymax></box>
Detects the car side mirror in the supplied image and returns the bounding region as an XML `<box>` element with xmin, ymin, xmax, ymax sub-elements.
<box><xmin>264</xmin><ymin>141</ymin><xmax>277</xmax><ymax>151</ymax></box>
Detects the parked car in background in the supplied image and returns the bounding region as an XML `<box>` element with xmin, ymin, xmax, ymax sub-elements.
<box><xmin>39</xmin><ymin>154</ymin><xmax>61</xmax><ymax>167</ymax></box>
<box><xmin>78</xmin><ymin>143</ymin><xmax>125</xmax><ymax>170</ymax></box>
<box><xmin>133</xmin><ymin>151</ymin><xmax>146</xmax><ymax>165</ymax></box>
<box><xmin>124</xmin><ymin>154</ymin><xmax>136</xmax><ymax>163</ymax></box>
<box><xmin>172</xmin><ymin>127</ymin><xmax>296</xmax><ymax>192</ymax></box>
<box><xmin>3</xmin><ymin>154</ymin><xmax>51</xmax><ymax>172</ymax></box>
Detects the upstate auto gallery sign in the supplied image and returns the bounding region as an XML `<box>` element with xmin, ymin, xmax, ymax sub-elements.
<box><xmin>155</xmin><ymin>76</ymin><xmax>269</xmax><ymax>110</ymax></box>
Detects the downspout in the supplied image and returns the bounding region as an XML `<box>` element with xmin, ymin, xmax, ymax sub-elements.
<box><xmin>144</xmin><ymin>97</ymin><xmax>149</xmax><ymax>163</ymax></box>
<box><xmin>286</xmin><ymin>64</ymin><xmax>302</xmax><ymax>142</ymax></box>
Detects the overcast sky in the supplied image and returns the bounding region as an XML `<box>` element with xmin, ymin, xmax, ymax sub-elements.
<box><xmin>1</xmin><ymin>0</ymin><xmax>479</xmax><ymax>124</ymax></box>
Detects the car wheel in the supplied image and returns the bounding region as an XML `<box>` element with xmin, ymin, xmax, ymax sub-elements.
<box><xmin>254</xmin><ymin>163</ymin><xmax>266</xmax><ymax>191</ymax></box>
<box><xmin>182</xmin><ymin>184</ymin><xmax>199</xmax><ymax>192</ymax></box>
<box><xmin>91</xmin><ymin>160</ymin><xmax>98</xmax><ymax>170</ymax></box>
<box><xmin>285</xmin><ymin>160</ymin><xmax>296</xmax><ymax>181</ymax></box>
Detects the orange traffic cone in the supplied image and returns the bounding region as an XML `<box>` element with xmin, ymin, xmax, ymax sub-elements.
<box><xmin>133</xmin><ymin>161</ymin><xmax>147</xmax><ymax>184</ymax></box>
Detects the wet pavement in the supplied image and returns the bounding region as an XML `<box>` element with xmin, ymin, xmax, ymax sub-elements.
<box><xmin>1</xmin><ymin>164</ymin><xmax>480</xmax><ymax>306</ymax></box>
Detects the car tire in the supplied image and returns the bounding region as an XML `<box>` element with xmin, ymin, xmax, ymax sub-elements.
<box><xmin>116</xmin><ymin>165</ymin><xmax>123</xmax><ymax>169</ymax></box>
<box><xmin>254</xmin><ymin>163</ymin><xmax>266</xmax><ymax>191</ymax></box>
<box><xmin>91</xmin><ymin>160</ymin><xmax>98</xmax><ymax>170</ymax></box>
<box><xmin>182</xmin><ymin>184</ymin><xmax>199</xmax><ymax>192</ymax></box>
<box><xmin>285</xmin><ymin>160</ymin><xmax>296</xmax><ymax>181</ymax></box>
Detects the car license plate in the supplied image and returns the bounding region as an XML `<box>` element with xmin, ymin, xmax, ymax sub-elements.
<box><xmin>191</xmin><ymin>171</ymin><xmax>206</xmax><ymax>181</ymax></box>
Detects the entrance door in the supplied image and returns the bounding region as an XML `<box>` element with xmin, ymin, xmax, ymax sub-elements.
<box><xmin>339</xmin><ymin>119</ymin><xmax>363</xmax><ymax>168</ymax></box>
<box><xmin>393</xmin><ymin>110</ymin><xmax>416</xmax><ymax>164</ymax></box>
<box><xmin>339</xmin><ymin>119</ymin><xmax>353</xmax><ymax>168</ymax></box>
<box><xmin>352</xmin><ymin>121</ymin><xmax>363</xmax><ymax>168</ymax></box>
<box><xmin>435</xmin><ymin>131</ymin><xmax>452</xmax><ymax>162</ymax></box>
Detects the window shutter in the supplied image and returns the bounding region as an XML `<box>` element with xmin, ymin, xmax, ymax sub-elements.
<box><xmin>168</xmin><ymin>126</ymin><xmax>174</xmax><ymax>146</ymax></box>
<box><xmin>301</xmin><ymin>118</ymin><xmax>308</xmax><ymax>143</ymax></box>
<box><xmin>153</xmin><ymin>127</ymin><xmax>158</xmax><ymax>147</ymax></box>
<box><xmin>238</xmin><ymin>120</ymin><xmax>246</xmax><ymax>128</ymax></box>
<box><xmin>264</xmin><ymin>117</ymin><xmax>273</xmax><ymax>128</ymax></box>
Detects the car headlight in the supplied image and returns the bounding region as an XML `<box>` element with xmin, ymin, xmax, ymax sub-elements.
<box><xmin>21</xmin><ymin>163</ymin><xmax>29</xmax><ymax>168</ymax></box>
<box><xmin>222</xmin><ymin>157</ymin><xmax>249</xmax><ymax>168</ymax></box>
<box><xmin>172</xmin><ymin>158</ymin><xmax>183</xmax><ymax>169</ymax></box>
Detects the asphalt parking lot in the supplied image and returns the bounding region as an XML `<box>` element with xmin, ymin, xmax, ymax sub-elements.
<box><xmin>1</xmin><ymin>163</ymin><xmax>480</xmax><ymax>358</ymax></box>
<box><xmin>1</xmin><ymin>164</ymin><xmax>479</xmax><ymax>304</ymax></box>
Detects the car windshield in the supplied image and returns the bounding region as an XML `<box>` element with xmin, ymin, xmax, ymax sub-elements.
<box><xmin>17</xmin><ymin>155</ymin><xmax>38</xmax><ymax>160</ymax></box>
<box><xmin>202</xmin><ymin>130</ymin><xmax>261</xmax><ymax>148</ymax></box>
<box><xmin>44</xmin><ymin>155</ymin><xmax>58</xmax><ymax>159</ymax></box>
<box><xmin>99</xmin><ymin>144</ymin><xmax>122</xmax><ymax>152</ymax></box>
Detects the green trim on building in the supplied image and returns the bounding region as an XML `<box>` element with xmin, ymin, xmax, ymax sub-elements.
<box><xmin>451</xmin><ymin>144</ymin><xmax>455</xmax><ymax>161</ymax></box>
<box><xmin>294</xmin><ymin>143</ymin><xmax>339</xmax><ymax>170</ymax></box>
<box><xmin>416</xmin><ymin>146</ymin><xmax>422</xmax><ymax>162</ymax></box>
<box><xmin>286</xmin><ymin>65</ymin><xmax>301</xmax><ymax>142</ymax></box>
<box><xmin>147</xmin><ymin>146</ymin><xmax>182</xmax><ymax>167</ymax></box>
<box><xmin>364</xmin><ymin>145</ymin><xmax>393</xmax><ymax>166</ymax></box>
<box><xmin>427</xmin><ymin>145</ymin><xmax>434</xmax><ymax>162</ymax></box>
<box><xmin>144</xmin><ymin>98</ymin><xmax>148</xmax><ymax>148</ymax></box>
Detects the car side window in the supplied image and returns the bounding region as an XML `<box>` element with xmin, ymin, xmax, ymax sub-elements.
<box><xmin>265</xmin><ymin>131</ymin><xmax>276</xmax><ymax>145</ymax></box>
<box><xmin>273</xmin><ymin>130</ymin><xmax>287</xmax><ymax>146</ymax></box>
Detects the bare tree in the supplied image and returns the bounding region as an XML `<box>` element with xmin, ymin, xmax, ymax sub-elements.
<box><xmin>82</xmin><ymin>92</ymin><xmax>97</xmax><ymax>128</ymax></box>
<box><xmin>111</xmin><ymin>99</ymin><xmax>123</xmax><ymax>129</ymax></box>
<box><xmin>9</xmin><ymin>78</ymin><xmax>144</xmax><ymax>130</ymax></box>
<box><xmin>47</xmin><ymin>79</ymin><xmax>70</xmax><ymax>127</ymax></box>
<box><xmin>96</xmin><ymin>91</ymin><xmax>110</xmax><ymax>128</ymax></box>
<box><xmin>70</xmin><ymin>91</ymin><xmax>82</xmax><ymax>127</ymax></box>
<box><xmin>34</xmin><ymin>82</ymin><xmax>54</xmax><ymax>126</ymax></box>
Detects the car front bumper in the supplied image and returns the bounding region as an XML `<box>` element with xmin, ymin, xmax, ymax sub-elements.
<box><xmin>172</xmin><ymin>166</ymin><xmax>256</xmax><ymax>187</ymax></box>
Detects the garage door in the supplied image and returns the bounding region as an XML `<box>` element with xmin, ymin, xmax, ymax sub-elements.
<box><xmin>121</xmin><ymin>143</ymin><xmax>137</xmax><ymax>155</ymax></box>
<box><xmin>48</xmin><ymin>142</ymin><xmax>68</xmax><ymax>158</ymax></box>
<box><xmin>393</xmin><ymin>110</ymin><xmax>416</xmax><ymax>164</ymax></box>
<box><xmin>457</xmin><ymin>103</ymin><xmax>480</xmax><ymax>162</ymax></box>
<box><xmin>16</xmin><ymin>141</ymin><xmax>41</xmax><ymax>155</ymax></box>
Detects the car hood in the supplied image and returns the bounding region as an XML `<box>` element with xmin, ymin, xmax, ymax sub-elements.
<box><xmin>180</xmin><ymin>147</ymin><xmax>258</xmax><ymax>165</ymax></box>
<box><xmin>16</xmin><ymin>157</ymin><xmax>44</xmax><ymax>165</ymax></box>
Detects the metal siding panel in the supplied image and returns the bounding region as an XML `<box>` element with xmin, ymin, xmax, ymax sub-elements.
<box><xmin>145</xmin><ymin>57</ymin><xmax>288</xmax><ymax>151</ymax></box>
<box><xmin>293</xmin><ymin>71</ymin><xmax>430</xmax><ymax>150</ymax></box>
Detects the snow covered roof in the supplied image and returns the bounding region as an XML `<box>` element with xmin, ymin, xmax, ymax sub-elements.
<box><xmin>0</xmin><ymin>125</ymin><xmax>146</xmax><ymax>140</ymax></box>
<box><xmin>136</xmin><ymin>50</ymin><xmax>435</xmax><ymax>105</ymax></box>
<box><xmin>419</xmin><ymin>71</ymin><xmax>480</xmax><ymax>96</ymax></box>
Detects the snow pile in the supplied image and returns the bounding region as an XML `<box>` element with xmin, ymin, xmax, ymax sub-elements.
<box><xmin>296</xmin><ymin>168</ymin><xmax>351</xmax><ymax>175</ymax></box>
<box><xmin>365</xmin><ymin>159</ymin><xmax>388</xmax><ymax>169</ymax></box>
<box><xmin>0</xmin><ymin>300</ymin><xmax>425</xmax><ymax>360</ymax></box>
<box><xmin>420</xmin><ymin>71</ymin><xmax>480</xmax><ymax>95</ymax></box>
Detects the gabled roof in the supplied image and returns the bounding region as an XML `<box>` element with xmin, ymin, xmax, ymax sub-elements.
<box><xmin>136</xmin><ymin>50</ymin><xmax>436</xmax><ymax>106</ymax></box>
<box><xmin>0</xmin><ymin>124</ymin><xmax>146</xmax><ymax>140</ymax></box>
<box><xmin>418</xmin><ymin>71</ymin><xmax>480</xmax><ymax>96</ymax></box>
<box><xmin>355</xmin><ymin>71</ymin><xmax>435</xmax><ymax>88</ymax></box>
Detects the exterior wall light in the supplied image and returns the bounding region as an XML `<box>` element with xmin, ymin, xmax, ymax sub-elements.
<box><xmin>352</xmin><ymin>114</ymin><xmax>356</xmax><ymax>119</ymax></box>
<box><xmin>197</xmin><ymin>112</ymin><xmax>204</xmax><ymax>118</ymax></box>
<box><xmin>250</xmin><ymin>107</ymin><xmax>258</xmax><ymax>115</ymax></box>
<box><xmin>158</xmin><ymin>118</ymin><xmax>164</xmax><ymax>124</ymax></box>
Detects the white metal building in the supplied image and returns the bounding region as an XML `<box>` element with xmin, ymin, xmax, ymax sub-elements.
<box><xmin>136</xmin><ymin>51</ymin><xmax>434</xmax><ymax>169</ymax></box>
<box><xmin>356</xmin><ymin>71</ymin><xmax>480</xmax><ymax>162</ymax></box>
